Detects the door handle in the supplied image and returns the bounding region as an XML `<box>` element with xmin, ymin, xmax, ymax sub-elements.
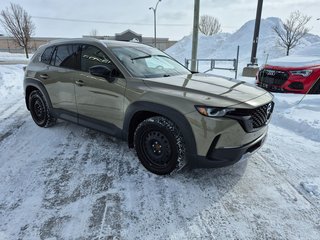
<box><xmin>40</xmin><ymin>74</ymin><xmax>48</xmax><ymax>79</ymax></box>
<box><xmin>75</xmin><ymin>80</ymin><xmax>85</xmax><ymax>86</ymax></box>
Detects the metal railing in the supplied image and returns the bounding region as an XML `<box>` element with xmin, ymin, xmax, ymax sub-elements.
<box><xmin>185</xmin><ymin>46</ymin><xmax>240</xmax><ymax>79</ymax></box>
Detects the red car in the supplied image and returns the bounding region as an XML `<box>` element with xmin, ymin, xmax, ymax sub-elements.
<box><xmin>256</xmin><ymin>63</ymin><xmax>320</xmax><ymax>94</ymax></box>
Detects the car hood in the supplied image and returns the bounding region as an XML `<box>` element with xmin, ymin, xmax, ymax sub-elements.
<box><xmin>142</xmin><ymin>73</ymin><xmax>272</xmax><ymax>108</ymax></box>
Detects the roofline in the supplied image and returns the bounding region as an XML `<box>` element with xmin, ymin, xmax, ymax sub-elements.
<box><xmin>115</xmin><ymin>29</ymin><xmax>142</xmax><ymax>37</ymax></box>
<box><xmin>41</xmin><ymin>38</ymin><xmax>152</xmax><ymax>48</ymax></box>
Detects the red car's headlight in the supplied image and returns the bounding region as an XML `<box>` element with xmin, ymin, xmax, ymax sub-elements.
<box><xmin>290</xmin><ymin>70</ymin><xmax>312</xmax><ymax>77</ymax></box>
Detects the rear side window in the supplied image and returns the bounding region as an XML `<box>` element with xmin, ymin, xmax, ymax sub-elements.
<box><xmin>41</xmin><ymin>46</ymin><xmax>54</xmax><ymax>64</ymax></box>
<box><xmin>52</xmin><ymin>44</ymin><xmax>81</xmax><ymax>70</ymax></box>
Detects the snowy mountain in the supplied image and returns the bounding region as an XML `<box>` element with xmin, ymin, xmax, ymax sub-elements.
<box><xmin>166</xmin><ymin>17</ymin><xmax>320</xmax><ymax>66</ymax></box>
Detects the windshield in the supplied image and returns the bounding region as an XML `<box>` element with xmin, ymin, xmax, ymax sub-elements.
<box><xmin>110</xmin><ymin>46</ymin><xmax>191</xmax><ymax>78</ymax></box>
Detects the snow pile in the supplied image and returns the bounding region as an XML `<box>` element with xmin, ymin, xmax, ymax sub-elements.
<box><xmin>166</xmin><ymin>17</ymin><xmax>320</xmax><ymax>68</ymax></box>
<box><xmin>0</xmin><ymin>52</ymin><xmax>29</xmax><ymax>62</ymax></box>
<box><xmin>0</xmin><ymin>65</ymin><xmax>24</xmax><ymax>102</ymax></box>
<box><xmin>271</xmin><ymin>93</ymin><xmax>320</xmax><ymax>142</ymax></box>
<box><xmin>267</xmin><ymin>42</ymin><xmax>320</xmax><ymax>67</ymax></box>
<box><xmin>166</xmin><ymin>33</ymin><xmax>231</xmax><ymax>64</ymax></box>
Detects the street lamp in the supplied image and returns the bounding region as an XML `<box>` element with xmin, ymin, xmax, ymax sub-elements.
<box><xmin>149</xmin><ymin>0</ymin><xmax>161</xmax><ymax>48</ymax></box>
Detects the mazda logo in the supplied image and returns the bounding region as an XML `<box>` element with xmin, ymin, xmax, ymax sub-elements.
<box><xmin>266</xmin><ymin>103</ymin><xmax>272</xmax><ymax>116</ymax></box>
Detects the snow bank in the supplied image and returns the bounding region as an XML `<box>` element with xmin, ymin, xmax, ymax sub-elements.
<box><xmin>166</xmin><ymin>33</ymin><xmax>230</xmax><ymax>64</ymax></box>
<box><xmin>271</xmin><ymin>93</ymin><xmax>320</xmax><ymax>142</ymax></box>
<box><xmin>267</xmin><ymin>42</ymin><xmax>320</xmax><ymax>67</ymax></box>
<box><xmin>0</xmin><ymin>52</ymin><xmax>30</xmax><ymax>62</ymax></box>
<box><xmin>166</xmin><ymin>17</ymin><xmax>320</xmax><ymax>69</ymax></box>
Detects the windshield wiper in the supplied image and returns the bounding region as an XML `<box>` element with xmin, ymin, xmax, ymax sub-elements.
<box><xmin>131</xmin><ymin>54</ymin><xmax>151</xmax><ymax>61</ymax></box>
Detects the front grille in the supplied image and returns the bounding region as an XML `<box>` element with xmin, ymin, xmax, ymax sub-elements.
<box><xmin>227</xmin><ymin>102</ymin><xmax>274</xmax><ymax>132</ymax></box>
<box><xmin>251</xmin><ymin>103</ymin><xmax>273</xmax><ymax>128</ymax></box>
<box><xmin>258</xmin><ymin>69</ymin><xmax>289</xmax><ymax>86</ymax></box>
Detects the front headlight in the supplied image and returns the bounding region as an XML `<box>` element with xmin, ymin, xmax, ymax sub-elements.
<box><xmin>195</xmin><ymin>106</ymin><xmax>235</xmax><ymax>117</ymax></box>
<box><xmin>290</xmin><ymin>70</ymin><xmax>312</xmax><ymax>77</ymax></box>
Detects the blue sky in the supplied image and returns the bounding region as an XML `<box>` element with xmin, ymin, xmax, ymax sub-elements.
<box><xmin>0</xmin><ymin>0</ymin><xmax>319</xmax><ymax>40</ymax></box>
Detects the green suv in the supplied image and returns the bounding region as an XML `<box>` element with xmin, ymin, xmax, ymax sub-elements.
<box><xmin>24</xmin><ymin>38</ymin><xmax>274</xmax><ymax>175</ymax></box>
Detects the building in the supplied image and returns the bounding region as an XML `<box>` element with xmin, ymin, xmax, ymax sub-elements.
<box><xmin>0</xmin><ymin>29</ymin><xmax>176</xmax><ymax>53</ymax></box>
<box><xmin>84</xmin><ymin>29</ymin><xmax>177</xmax><ymax>51</ymax></box>
<box><xmin>0</xmin><ymin>36</ymin><xmax>59</xmax><ymax>53</ymax></box>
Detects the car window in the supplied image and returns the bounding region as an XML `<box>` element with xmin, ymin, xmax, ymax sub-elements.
<box><xmin>81</xmin><ymin>45</ymin><xmax>111</xmax><ymax>71</ymax></box>
<box><xmin>111</xmin><ymin>46</ymin><xmax>190</xmax><ymax>78</ymax></box>
<box><xmin>41</xmin><ymin>46</ymin><xmax>54</xmax><ymax>65</ymax></box>
<box><xmin>52</xmin><ymin>44</ymin><xmax>81</xmax><ymax>70</ymax></box>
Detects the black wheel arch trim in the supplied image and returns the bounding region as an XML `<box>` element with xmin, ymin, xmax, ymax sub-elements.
<box><xmin>24</xmin><ymin>77</ymin><xmax>53</xmax><ymax>110</ymax></box>
<box><xmin>123</xmin><ymin>101</ymin><xmax>197</xmax><ymax>159</ymax></box>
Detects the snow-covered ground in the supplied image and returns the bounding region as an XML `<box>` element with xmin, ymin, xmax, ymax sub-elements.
<box><xmin>0</xmin><ymin>52</ymin><xmax>30</xmax><ymax>63</ymax></box>
<box><xmin>0</xmin><ymin>47</ymin><xmax>320</xmax><ymax>239</ymax></box>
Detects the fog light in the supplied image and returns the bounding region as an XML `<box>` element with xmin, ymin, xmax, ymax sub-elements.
<box><xmin>288</xmin><ymin>82</ymin><xmax>304</xmax><ymax>90</ymax></box>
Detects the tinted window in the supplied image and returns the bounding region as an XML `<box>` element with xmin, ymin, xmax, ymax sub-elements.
<box><xmin>53</xmin><ymin>44</ymin><xmax>80</xmax><ymax>70</ymax></box>
<box><xmin>81</xmin><ymin>45</ymin><xmax>114</xmax><ymax>72</ymax></box>
<box><xmin>41</xmin><ymin>46</ymin><xmax>54</xmax><ymax>64</ymax></box>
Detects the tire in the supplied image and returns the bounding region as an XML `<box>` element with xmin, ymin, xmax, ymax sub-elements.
<box><xmin>28</xmin><ymin>90</ymin><xmax>56</xmax><ymax>127</ymax></box>
<box><xmin>134</xmin><ymin>116</ymin><xmax>186</xmax><ymax>175</ymax></box>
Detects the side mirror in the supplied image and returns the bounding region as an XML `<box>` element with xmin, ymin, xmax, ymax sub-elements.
<box><xmin>89</xmin><ymin>65</ymin><xmax>114</xmax><ymax>82</ymax></box>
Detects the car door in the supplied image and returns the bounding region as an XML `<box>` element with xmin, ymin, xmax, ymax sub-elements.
<box><xmin>75</xmin><ymin>44</ymin><xmax>126</xmax><ymax>131</ymax></box>
<box><xmin>44</xmin><ymin>44</ymin><xmax>81</xmax><ymax>121</ymax></box>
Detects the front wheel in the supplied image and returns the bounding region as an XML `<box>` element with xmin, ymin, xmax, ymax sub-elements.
<box><xmin>29</xmin><ymin>90</ymin><xmax>56</xmax><ymax>127</ymax></box>
<box><xmin>134</xmin><ymin>116</ymin><xmax>186</xmax><ymax>175</ymax></box>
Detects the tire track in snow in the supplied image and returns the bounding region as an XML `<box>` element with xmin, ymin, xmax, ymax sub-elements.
<box><xmin>264</xmin><ymin>125</ymin><xmax>320</xmax><ymax>207</ymax></box>
<box><xmin>0</xmin><ymin>99</ymin><xmax>27</xmax><ymax>144</ymax></box>
<box><xmin>258</xmin><ymin>151</ymin><xmax>318</xmax><ymax>208</ymax></box>
<box><xmin>38</xmin><ymin>127</ymin><xmax>125</xmax><ymax>239</ymax></box>
<box><xmin>0</xmin><ymin>100</ymin><xmax>23</xmax><ymax>119</ymax></box>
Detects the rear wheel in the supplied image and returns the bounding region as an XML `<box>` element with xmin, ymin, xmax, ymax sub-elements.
<box><xmin>134</xmin><ymin>116</ymin><xmax>185</xmax><ymax>175</ymax></box>
<box><xmin>29</xmin><ymin>90</ymin><xmax>56</xmax><ymax>127</ymax></box>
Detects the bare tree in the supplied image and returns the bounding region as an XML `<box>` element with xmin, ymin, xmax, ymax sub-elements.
<box><xmin>272</xmin><ymin>11</ymin><xmax>311</xmax><ymax>56</ymax></box>
<box><xmin>199</xmin><ymin>15</ymin><xmax>221</xmax><ymax>36</ymax></box>
<box><xmin>0</xmin><ymin>3</ymin><xmax>35</xmax><ymax>58</ymax></box>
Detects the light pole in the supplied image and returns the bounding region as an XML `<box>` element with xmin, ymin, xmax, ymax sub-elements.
<box><xmin>149</xmin><ymin>0</ymin><xmax>161</xmax><ymax>48</ymax></box>
<box><xmin>242</xmin><ymin>0</ymin><xmax>264</xmax><ymax>77</ymax></box>
<box><xmin>249</xmin><ymin>0</ymin><xmax>264</xmax><ymax>66</ymax></box>
<box><xmin>191</xmin><ymin>0</ymin><xmax>200</xmax><ymax>72</ymax></box>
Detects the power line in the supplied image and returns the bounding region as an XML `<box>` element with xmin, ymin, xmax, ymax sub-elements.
<box><xmin>31</xmin><ymin>16</ymin><xmax>189</xmax><ymax>27</ymax></box>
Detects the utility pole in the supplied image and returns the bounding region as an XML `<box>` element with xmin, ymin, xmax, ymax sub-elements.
<box><xmin>149</xmin><ymin>0</ymin><xmax>162</xmax><ymax>48</ymax></box>
<box><xmin>191</xmin><ymin>0</ymin><xmax>200</xmax><ymax>72</ymax></box>
<box><xmin>242</xmin><ymin>0</ymin><xmax>264</xmax><ymax>77</ymax></box>
<box><xmin>250</xmin><ymin>0</ymin><xmax>263</xmax><ymax>65</ymax></box>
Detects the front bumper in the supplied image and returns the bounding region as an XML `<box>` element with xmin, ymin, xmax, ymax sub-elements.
<box><xmin>188</xmin><ymin>132</ymin><xmax>267</xmax><ymax>169</ymax></box>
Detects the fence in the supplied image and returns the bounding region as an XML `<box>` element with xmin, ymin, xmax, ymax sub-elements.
<box><xmin>185</xmin><ymin>46</ymin><xmax>240</xmax><ymax>79</ymax></box>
